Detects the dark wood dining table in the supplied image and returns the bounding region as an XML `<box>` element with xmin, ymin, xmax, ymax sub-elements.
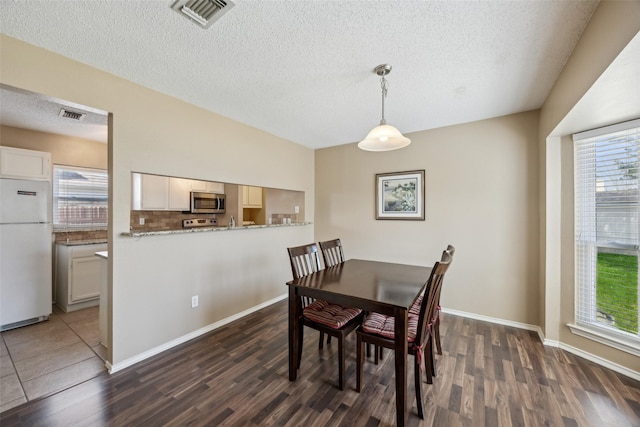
<box><xmin>286</xmin><ymin>259</ymin><xmax>431</xmax><ymax>427</ymax></box>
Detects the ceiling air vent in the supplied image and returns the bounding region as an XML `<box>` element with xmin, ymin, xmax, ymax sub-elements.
<box><xmin>58</xmin><ymin>109</ymin><xmax>86</xmax><ymax>121</ymax></box>
<box><xmin>171</xmin><ymin>0</ymin><xmax>235</xmax><ymax>29</ymax></box>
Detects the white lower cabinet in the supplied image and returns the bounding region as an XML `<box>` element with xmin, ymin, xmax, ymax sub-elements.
<box><xmin>56</xmin><ymin>243</ymin><xmax>107</xmax><ymax>312</ymax></box>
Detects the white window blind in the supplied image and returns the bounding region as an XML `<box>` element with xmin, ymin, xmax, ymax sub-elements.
<box><xmin>574</xmin><ymin>119</ymin><xmax>640</xmax><ymax>346</ymax></box>
<box><xmin>53</xmin><ymin>165</ymin><xmax>108</xmax><ymax>228</ymax></box>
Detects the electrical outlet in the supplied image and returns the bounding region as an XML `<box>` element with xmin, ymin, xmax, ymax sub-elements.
<box><xmin>191</xmin><ymin>295</ymin><xmax>199</xmax><ymax>308</ymax></box>
<box><xmin>294</xmin><ymin>206</ymin><xmax>299</xmax><ymax>214</ymax></box>
<box><xmin>139</xmin><ymin>217</ymin><xmax>145</xmax><ymax>225</ymax></box>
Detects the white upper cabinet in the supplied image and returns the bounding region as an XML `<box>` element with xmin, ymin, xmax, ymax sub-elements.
<box><xmin>191</xmin><ymin>180</ymin><xmax>224</xmax><ymax>194</ymax></box>
<box><xmin>132</xmin><ymin>173</ymin><xmax>225</xmax><ymax>211</ymax></box>
<box><xmin>168</xmin><ymin>177</ymin><xmax>192</xmax><ymax>211</ymax></box>
<box><xmin>132</xmin><ymin>173</ymin><xmax>169</xmax><ymax>210</ymax></box>
<box><xmin>0</xmin><ymin>146</ymin><xmax>51</xmax><ymax>181</ymax></box>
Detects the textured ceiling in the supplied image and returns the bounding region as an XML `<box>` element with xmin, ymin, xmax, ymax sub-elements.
<box><xmin>0</xmin><ymin>0</ymin><xmax>600</xmax><ymax>148</ymax></box>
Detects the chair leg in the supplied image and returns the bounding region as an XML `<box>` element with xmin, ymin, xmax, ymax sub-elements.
<box><xmin>424</xmin><ymin>340</ymin><xmax>433</xmax><ymax>384</ymax></box>
<box><xmin>374</xmin><ymin>345</ymin><xmax>384</xmax><ymax>364</ymax></box>
<box><xmin>356</xmin><ymin>334</ymin><xmax>363</xmax><ymax>392</ymax></box>
<box><xmin>338</xmin><ymin>335</ymin><xmax>345</xmax><ymax>391</ymax></box>
<box><xmin>434</xmin><ymin>320</ymin><xmax>443</xmax><ymax>355</ymax></box>
<box><xmin>319</xmin><ymin>332</ymin><xmax>324</xmax><ymax>349</ymax></box>
<box><xmin>415</xmin><ymin>356</ymin><xmax>425</xmax><ymax>419</ymax></box>
<box><xmin>327</xmin><ymin>335</ymin><xmax>332</xmax><ymax>345</ymax></box>
<box><xmin>297</xmin><ymin>324</ymin><xmax>304</xmax><ymax>370</ymax></box>
<box><xmin>429</xmin><ymin>339</ymin><xmax>436</xmax><ymax>377</ymax></box>
<box><xmin>366</xmin><ymin>343</ymin><xmax>371</xmax><ymax>358</ymax></box>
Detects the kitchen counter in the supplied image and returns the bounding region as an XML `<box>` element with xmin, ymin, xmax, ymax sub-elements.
<box><xmin>56</xmin><ymin>239</ymin><xmax>108</xmax><ymax>246</ymax></box>
<box><xmin>120</xmin><ymin>221</ymin><xmax>312</xmax><ymax>238</ymax></box>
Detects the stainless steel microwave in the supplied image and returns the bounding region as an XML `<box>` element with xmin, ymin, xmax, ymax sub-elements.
<box><xmin>190</xmin><ymin>192</ymin><xmax>226</xmax><ymax>214</ymax></box>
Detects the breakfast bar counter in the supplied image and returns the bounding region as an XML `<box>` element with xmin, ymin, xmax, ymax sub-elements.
<box><xmin>120</xmin><ymin>221</ymin><xmax>312</xmax><ymax>238</ymax></box>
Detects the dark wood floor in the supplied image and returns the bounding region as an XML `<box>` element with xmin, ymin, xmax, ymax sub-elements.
<box><xmin>1</xmin><ymin>300</ymin><xmax>639</xmax><ymax>426</ymax></box>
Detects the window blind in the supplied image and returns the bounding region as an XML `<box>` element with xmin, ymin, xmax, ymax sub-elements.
<box><xmin>53</xmin><ymin>165</ymin><xmax>108</xmax><ymax>228</ymax></box>
<box><xmin>574</xmin><ymin>119</ymin><xmax>640</xmax><ymax>341</ymax></box>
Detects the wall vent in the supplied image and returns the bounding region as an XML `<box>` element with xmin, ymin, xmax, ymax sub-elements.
<box><xmin>171</xmin><ymin>0</ymin><xmax>235</xmax><ymax>29</ymax></box>
<box><xmin>59</xmin><ymin>109</ymin><xmax>86</xmax><ymax>121</ymax></box>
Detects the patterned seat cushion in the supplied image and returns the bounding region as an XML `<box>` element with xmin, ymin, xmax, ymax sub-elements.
<box><xmin>362</xmin><ymin>312</ymin><xmax>419</xmax><ymax>342</ymax></box>
<box><xmin>303</xmin><ymin>300</ymin><xmax>363</xmax><ymax>329</ymax></box>
<box><xmin>409</xmin><ymin>295</ymin><xmax>423</xmax><ymax>316</ymax></box>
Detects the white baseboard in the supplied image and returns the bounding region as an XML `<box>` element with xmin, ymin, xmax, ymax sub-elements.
<box><xmin>441</xmin><ymin>307</ymin><xmax>545</xmax><ymax>338</ymax></box>
<box><xmin>557</xmin><ymin>342</ymin><xmax>640</xmax><ymax>381</ymax></box>
<box><xmin>109</xmin><ymin>293</ymin><xmax>287</xmax><ymax>374</ymax></box>
<box><xmin>441</xmin><ymin>307</ymin><xmax>639</xmax><ymax>381</ymax></box>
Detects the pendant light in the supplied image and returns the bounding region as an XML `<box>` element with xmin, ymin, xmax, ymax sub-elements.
<box><xmin>358</xmin><ymin>64</ymin><xmax>411</xmax><ymax>151</ymax></box>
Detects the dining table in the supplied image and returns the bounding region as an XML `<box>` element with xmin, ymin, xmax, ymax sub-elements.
<box><xmin>286</xmin><ymin>258</ymin><xmax>432</xmax><ymax>427</ymax></box>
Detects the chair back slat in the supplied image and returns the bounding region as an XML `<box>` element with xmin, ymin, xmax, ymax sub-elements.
<box><xmin>319</xmin><ymin>238</ymin><xmax>345</xmax><ymax>268</ymax></box>
<box><xmin>414</xmin><ymin>251</ymin><xmax>452</xmax><ymax>345</ymax></box>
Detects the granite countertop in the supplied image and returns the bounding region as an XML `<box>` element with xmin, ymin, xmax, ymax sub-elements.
<box><xmin>121</xmin><ymin>222</ymin><xmax>312</xmax><ymax>238</ymax></box>
<box><xmin>56</xmin><ymin>239</ymin><xmax>108</xmax><ymax>246</ymax></box>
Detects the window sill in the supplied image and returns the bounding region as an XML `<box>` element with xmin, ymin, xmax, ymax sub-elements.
<box><xmin>567</xmin><ymin>323</ymin><xmax>640</xmax><ymax>357</ymax></box>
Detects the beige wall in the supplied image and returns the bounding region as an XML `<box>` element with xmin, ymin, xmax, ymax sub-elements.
<box><xmin>540</xmin><ymin>1</ymin><xmax>640</xmax><ymax>373</ymax></box>
<box><xmin>1</xmin><ymin>35</ymin><xmax>315</xmax><ymax>367</ymax></box>
<box><xmin>316</xmin><ymin>111</ymin><xmax>540</xmax><ymax>326</ymax></box>
<box><xmin>0</xmin><ymin>125</ymin><xmax>107</xmax><ymax>170</ymax></box>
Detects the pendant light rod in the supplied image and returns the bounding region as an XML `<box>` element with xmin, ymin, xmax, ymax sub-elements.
<box><xmin>375</xmin><ymin>64</ymin><xmax>391</xmax><ymax>126</ymax></box>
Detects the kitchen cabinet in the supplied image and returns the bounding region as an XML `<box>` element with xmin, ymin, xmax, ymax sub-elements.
<box><xmin>191</xmin><ymin>180</ymin><xmax>224</xmax><ymax>194</ymax></box>
<box><xmin>0</xmin><ymin>146</ymin><xmax>51</xmax><ymax>181</ymax></box>
<box><xmin>132</xmin><ymin>173</ymin><xmax>225</xmax><ymax>211</ymax></box>
<box><xmin>168</xmin><ymin>177</ymin><xmax>192</xmax><ymax>210</ymax></box>
<box><xmin>242</xmin><ymin>186</ymin><xmax>262</xmax><ymax>208</ymax></box>
<box><xmin>55</xmin><ymin>243</ymin><xmax>107</xmax><ymax>312</ymax></box>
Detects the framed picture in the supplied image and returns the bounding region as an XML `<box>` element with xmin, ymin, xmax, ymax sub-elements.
<box><xmin>375</xmin><ymin>170</ymin><xmax>425</xmax><ymax>220</ymax></box>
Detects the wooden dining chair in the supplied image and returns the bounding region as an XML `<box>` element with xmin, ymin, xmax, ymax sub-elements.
<box><xmin>433</xmin><ymin>244</ymin><xmax>455</xmax><ymax>356</ymax></box>
<box><xmin>287</xmin><ymin>243</ymin><xmax>364</xmax><ymax>390</ymax></box>
<box><xmin>355</xmin><ymin>251</ymin><xmax>452</xmax><ymax>419</ymax></box>
<box><xmin>319</xmin><ymin>238</ymin><xmax>379</xmax><ymax>358</ymax></box>
<box><xmin>319</xmin><ymin>238</ymin><xmax>345</xmax><ymax>268</ymax></box>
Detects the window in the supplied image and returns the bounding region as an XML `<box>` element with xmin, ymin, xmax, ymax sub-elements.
<box><xmin>573</xmin><ymin>119</ymin><xmax>640</xmax><ymax>353</ymax></box>
<box><xmin>53</xmin><ymin>165</ymin><xmax>108</xmax><ymax>228</ymax></box>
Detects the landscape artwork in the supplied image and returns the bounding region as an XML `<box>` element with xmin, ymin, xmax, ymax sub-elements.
<box><xmin>375</xmin><ymin>170</ymin><xmax>425</xmax><ymax>220</ymax></box>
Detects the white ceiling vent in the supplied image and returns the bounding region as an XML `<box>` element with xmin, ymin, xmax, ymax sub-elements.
<box><xmin>58</xmin><ymin>109</ymin><xmax>86</xmax><ymax>121</ymax></box>
<box><xmin>171</xmin><ymin>0</ymin><xmax>235</xmax><ymax>29</ymax></box>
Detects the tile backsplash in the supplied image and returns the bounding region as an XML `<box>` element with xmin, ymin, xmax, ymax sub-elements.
<box><xmin>53</xmin><ymin>229</ymin><xmax>107</xmax><ymax>243</ymax></box>
<box><xmin>130</xmin><ymin>211</ymin><xmax>223</xmax><ymax>232</ymax></box>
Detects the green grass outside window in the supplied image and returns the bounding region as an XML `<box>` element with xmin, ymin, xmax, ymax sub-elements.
<box><xmin>596</xmin><ymin>252</ymin><xmax>639</xmax><ymax>334</ymax></box>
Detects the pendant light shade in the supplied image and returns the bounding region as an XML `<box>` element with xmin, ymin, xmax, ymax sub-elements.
<box><xmin>359</xmin><ymin>124</ymin><xmax>411</xmax><ymax>151</ymax></box>
<box><xmin>358</xmin><ymin>64</ymin><xmax>411</xmax><ymax>152</ymax></box>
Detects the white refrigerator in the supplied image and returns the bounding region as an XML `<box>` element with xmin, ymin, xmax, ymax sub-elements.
<box><xmin>0</xmin><ymin>178</ymin><xmax>53</xmax><ymax>331</ymax></box>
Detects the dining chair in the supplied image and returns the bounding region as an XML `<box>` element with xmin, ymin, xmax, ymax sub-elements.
<box><xmin>355</xmin><ymin>250</ymin><xmax>452</xmax><ymax>419</ymax></box>
<box><xmin>370</xmin><ymin>245</ymin><xmax>456</xmax><ymax>365</ymax></box>
<box><xmin>287</xmin><ymin>243</ymin><xmax>364</xmax><ymax>390</ymax></box>
<box><xmin>319</xmin><ymin>238</ymin><xmax>380</xmax><ymax>358</ymax></box>
<box><xmin>433</xmin><ymin>244</ymin><xmax>455</xmax><ymax>356</ymax></box>
<box><xmin>319</xmin><ymin>238</ymin><xmax>345</xmax><ymax>268</ymax></box>
<box><xmin>317</xmin><ymin>238</ymin><xmax>345</xmax><ymax>347</ymax></box>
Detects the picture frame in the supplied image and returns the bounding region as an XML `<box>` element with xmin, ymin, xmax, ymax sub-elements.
<box><xmin>375</xmin><ymin>170</ymin><xmax>425</xmax><ymax>220</ymax></box>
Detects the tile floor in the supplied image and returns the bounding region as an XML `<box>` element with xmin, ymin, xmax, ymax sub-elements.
<box><xmin>0</xmin><ymin>305</ymin><xmax>107</xmax><ymax>413</ymax></box>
